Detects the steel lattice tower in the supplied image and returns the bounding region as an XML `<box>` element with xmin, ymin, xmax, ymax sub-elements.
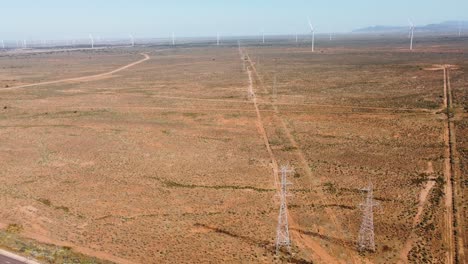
<box><xmin>358</xmin><ymin>183</ymin><xmax>379</xmax><ymax>252</ymax></box>
<box><xmin>275</xmin><ymin>166</ymin><xmax>293</xmax><ymax>255</ymax></box>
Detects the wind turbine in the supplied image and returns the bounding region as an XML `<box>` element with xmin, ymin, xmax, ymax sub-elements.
<box><xmin>408</xmin><ymin>19</ymin><xmax>414</xmax><ymax>51</ymax></box>
<box><xmin>1</xmin><ymin>40</ymin><xmax>4</xmax><ymax>49</ymax></box>
<box><xmin>308</xmin><ymin>18</ymin><xmax>315</xmax><ymax>52</ymax></box>
<box><xmin>217</xmin><ymin>32</ymin><xmax>220</xmax><ymax>46</ymax></box>
<box><xmin>459</xmin><ymin>21</ymin><xmax>462</xmax><ymax>37</ymax></box>
<box><xmin>89</xmin><ymin>34</ymin><xmax>94</xmax><ymax>48</ymax></box>
<box><xmin>130</xmin><ymin>34</ymin><xmax>135</xmax><ymax>47</ymax></box>
<box><xmin>262</xmin><ymin>29</ymin><xmax>265</xmax><ymax>44</ymax></box>
<box><xmin>172</xmin><ymin>32</ymin><xmax>175</xmax><ymax>46</ymax></box>
<box><xmin>295</xmin><ymin>32</ymin><xmax>298</xmax><ymax>43</ymax></box>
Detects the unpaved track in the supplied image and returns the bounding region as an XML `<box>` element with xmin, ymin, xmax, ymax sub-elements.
<box><xmin>238</xmin><ymin>46</ymin><xmax>342</xmax><ymax>263</ymax></box>
<box><xmin>1</xmin><ymin>53</ymin><xmax>150</xmax><ymax>91</ymax></box>
<box><xmin>238</xmin><ymin>46</ymin><xmax>278</xmax><ymax>186</ymax></box>
<box><xmin>398</xmin><ymin>162</ymin><xmax>436</xmax><ymax>263</ymax></box>
<box><xmin>244</xmin><ymin>50</ymin><xmax>362</xmax><ymax>264</ymax></box>
<box><xmin>242</xmin><ymin>48</ymin><xmax>360</xmax><ymax>263</ymax></box>
<box><xmin>446</xmin><ymin>67</ymin><xmax>465</xmax><ymax>263</ymax></box>
<box><xmin>443</xmin><ymin>67</ymin><xmax>455</xmax><ymax>264</ymax></box>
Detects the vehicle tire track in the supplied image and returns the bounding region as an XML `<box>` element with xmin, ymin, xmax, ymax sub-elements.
<box><xmin>398</xmin><ymin>162</ymin><xmax>436</xmax><ymax>263</ymax></box>
<box><xmin>443</xmin><ymin>66</ymin><xmax>455</xmax><ymax>264</ymax></box>
<box><xmin>238</xmin><ymin>46</ymin><xmax>278</xmax><ymax>186</ymax></box>
<box><xmin>238</xmin><ymin>46</ymin><xmax>344</xmax><ymax>263</ymax></box>
<box><xmin>242</xmin><ymin>49</ymin><xmax>359</xmax><ymax>263</ymax></box>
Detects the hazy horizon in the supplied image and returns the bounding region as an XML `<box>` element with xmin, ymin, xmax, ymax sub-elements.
<box><xmin>1</xmin><ymin>0</ymin><xmax>467</xmax><ymax>40</ymax></box>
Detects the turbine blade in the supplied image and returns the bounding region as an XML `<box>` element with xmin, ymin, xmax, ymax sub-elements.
<box><xmin>308</xmin><ymin>18</ymin><xmax>314</xmax><ymax>31</ymax></box>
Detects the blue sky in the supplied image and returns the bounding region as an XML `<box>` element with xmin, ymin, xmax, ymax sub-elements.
<box><xmin>1</xmin><ymin>0</ymin><xmax>467</xmax><ymax>39</ymax></box>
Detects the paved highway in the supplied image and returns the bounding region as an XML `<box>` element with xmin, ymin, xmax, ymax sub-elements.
<box><xmin>0</xmin><ymin>254</ymin><xmax>28</xmax><ymax>264</ymax></box>
<box><xmin>0</xmin><ymin>250</ymin><xmax>40</xmax><ymax>264</ymax></box>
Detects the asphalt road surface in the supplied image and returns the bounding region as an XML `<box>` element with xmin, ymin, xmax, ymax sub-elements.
<box><xmin>0</xmin><ymin>254</ymin><xmax>27</xmax><ymax>264</ymax></box>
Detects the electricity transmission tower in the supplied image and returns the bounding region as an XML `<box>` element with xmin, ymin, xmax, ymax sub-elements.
<box><xmin>275</xmin><ymin>165</ymin><xmax>293</xmax><ymax>255</ymax></box>
<box><xmin>358</xmin><ymin>183</ymin><xmax>379</xmax><ymax>252</ymax></box>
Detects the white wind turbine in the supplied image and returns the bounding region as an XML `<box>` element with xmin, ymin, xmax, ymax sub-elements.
<box><xmin>408</xmin><ymin>20</ymin><xmax>414</xmax><ymax>51</ymax></box>
<box><xmin>1</xmin><ymin>40</ymin><xmax>4</xmax><ymax>49</ymax></box>
<box><xmin>89</xmin><ymin>34</ymin><xmax>94</xmax><ymax>48</ymax></box>
<box><xmin>458</xmin><ymin>21</ymin><xmax>462</xmax><ymax>37</ymax></box>
<box><xmin>172</xmin><ymin>32</ymin><xmax>175</xmax><ymax>46</ymax></box>
<box><xmin>130</xmin><ymin>34</ymin><xmax>135</xmax><ymax>47</ymax></box>
<box><xmin>262</xmin><ymin>29</ymin><xmax>265</xmax><ymax>44</ymax></box>
<box><xmin>217</xmin><ymin>32</ymin><xmax>220</xmax><ymax>46</ymax></box>
<box><xmin>308</xmin><ymin>18</ymin><xmax>315</xmax><ymax>52</ymax></box>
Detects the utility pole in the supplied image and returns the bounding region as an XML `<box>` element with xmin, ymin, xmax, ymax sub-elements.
<box><xmin>275</xmin><ymin>165</ymin><xmax>293</xmax><ymax>255</ymax></box>
<box><xmin>358</xmin><ymin>183</ymin><xmax>379</xmax><ymax>252</ymax></box>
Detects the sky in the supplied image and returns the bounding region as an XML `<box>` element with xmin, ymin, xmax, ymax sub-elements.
<box><xmin>1</xmin><ymin>0</ymin><xmax>467</xmax><ymax>40</ymax></box>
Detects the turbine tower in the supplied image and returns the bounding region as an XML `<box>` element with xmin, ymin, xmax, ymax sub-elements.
<box><xmin>130</xmin><ymin>34</ymin><xmax>135</xmax><ymax>47</ymax></box>
<box><xmin>217</xmin><ymin>32</ymin><xmax>220</xmax><ymax>46</ymax></box>
<box><xmin>408</xmin><ymin>20</ymin><xmax>414</xmax><ymax>51</ymax></box>
<box><xmin>358</xmin><ymin>183</ymin><xmax>379</xmax><ymax>252</ymax></box>
<box><xmin>1</xmin><ymin>40</ymin><xmax>4</xmax><ymax>49</ymax></box>
<box><xmin>459</xmin><ymin>21</ymin><xmax>462</xmax><ymax>37</ymax></box>
<box><xmin>262</xmin><ymin>29</ymin><xmax>265</xmax><ymax>44</ymax></box>
<box><xmin>89</xmin><ymin>34</ymin><xmax>94</xmax><ymax>49</ymax></box>
<box><xmin>172</xmin><ymin>32</ymin><xmax>175</xmax><ymax>46</ymax></box>
<box><xmin>308</xmin><ymin>18</ymin><xmax>315</xmax><ymax>52</ymax></box>
<box><xmin>275</xmin><ymin>165</ymin><xmax>293</xmax><ymax>255</ymax></box>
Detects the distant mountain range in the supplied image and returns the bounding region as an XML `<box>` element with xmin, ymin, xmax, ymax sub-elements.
<box><xmin>353</xmin><ymin>21</ymin><xmax>468</xmax><ymax>33</ymax></box>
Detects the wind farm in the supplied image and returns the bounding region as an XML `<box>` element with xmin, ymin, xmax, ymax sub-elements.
<box><xmin>0</xmin><ymin>2</ymin><xmax>467</xmax><ymax>264</ymax></box>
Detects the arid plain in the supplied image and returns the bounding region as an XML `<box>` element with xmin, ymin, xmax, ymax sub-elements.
<box><xmin>0</xmin><ymin>35</ymin><xmax>466</xmax><ymax>263</ymax></box>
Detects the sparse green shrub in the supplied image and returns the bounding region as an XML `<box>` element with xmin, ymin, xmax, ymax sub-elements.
<box><xmin>6</xmin><ymin>224</ymin><xmax>23</xmax><ymax>233</ymax></box>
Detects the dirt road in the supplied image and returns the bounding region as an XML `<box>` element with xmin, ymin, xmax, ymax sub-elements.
<box><xmin>239</xmin><ymin>46</ymin><xmax>363</xmax><ymax>263</ymax></box>
<box><xmin>238</xmin><ymin>46</ymin><xmax>278</xmax><ymax>186</ymax></box>
<box><xmin>443</xmin><ymin>66</ymin><xmax>456</xmax><ymax>264</ymax></box>
<box><xmin>245</xmin><ymin>50</ymin><xmax>364</xmax><ymax>264</ymax></box>
<box><xmin>238</xmin><ymin>46</ymin><xmax>346</xmax><ymax>263</ymax></box>
<box><xmin>2</xmin><ymin>53</ymin><xmax>150</xmax><ymax>91</ymax></box>
<box><xmin>398</xmin><ymin>162</ymin><xmax>436</xmax><ymax>263</ymax></box>
<box><xmin>446</xmin><ymin>67</ymin><xmax>465</xmax><ymax>263</ymax></box>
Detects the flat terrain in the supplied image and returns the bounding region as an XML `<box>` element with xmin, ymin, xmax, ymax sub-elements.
<box><xmin>0</xmin><ymin>35</ymin><xmax>466</xmax><ymax>263</ymax></box>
